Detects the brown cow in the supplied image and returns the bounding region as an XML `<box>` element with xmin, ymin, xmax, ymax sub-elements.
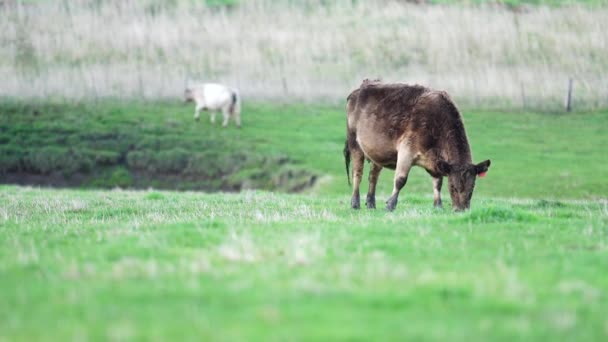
<box><xmin>344</xmin><ymin>80</ymin><xmax>491</xmax><ymax>211</ymax></box>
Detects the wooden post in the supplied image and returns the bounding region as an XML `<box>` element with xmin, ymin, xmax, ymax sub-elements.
<box><xmin>565</xmin><ymin>78</ymin><xmax>573</xmax><ymax>112</ymax></box>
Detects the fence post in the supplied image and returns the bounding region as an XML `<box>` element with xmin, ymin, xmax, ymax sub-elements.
<box><xmin>565</xmin><ymin>78</ymin><xmax>573</xmax><ymax>112</ymax></box>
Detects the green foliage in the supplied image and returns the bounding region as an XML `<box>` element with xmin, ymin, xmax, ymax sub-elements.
<box><xmin>93</xmin><ymin>150</ymin><xmax>121</xmax><ymax>166</ymax></box>
<box><xmin>0</xmin><ymin>100</ymin><xmax>317</xmax><ymax>191</ymax></box>
<box><xmin>271</xmin><ymin>165</ymin><xmax>318</xmax><ymax>192</ymax></box>
<box><xmin>21</xmin><ymin>147</ymin><xmax>94</xmax><ymax>175</ymax></box>
<box><xmin>86</xmin><ymin>167</ymin><xmax>133</xmax><ymax>188</ymax></box>
<box><xmin>0</xmin><ymin>145</ymin><xmax>21</xmax><ymax>173</ymax></box>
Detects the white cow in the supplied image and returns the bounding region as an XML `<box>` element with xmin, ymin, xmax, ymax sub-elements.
<box><xmin>184</xmin><ymin>83</ymin><xmax>241</xmax><ymax>127</ymax></box>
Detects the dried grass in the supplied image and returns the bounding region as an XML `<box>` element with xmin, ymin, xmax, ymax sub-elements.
<box><xmin>1</xmin><ymin>0</ymin><xmax>606</xmax><ymax>109</ymax></box>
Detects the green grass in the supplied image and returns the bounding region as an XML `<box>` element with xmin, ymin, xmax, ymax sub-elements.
<box><xmin>244</xmin><ymin>103</ymin><xmax>608</xmax><ymax>199</ymax></box>
<box><xmin>1</xmin><ymin>100</ymin><xmax>607</xmax><ymax>340</ymax></box>
<box><xmin>0</xmin><ymin>101</ymin><xmax>318</xmax><ymax>192</ymax></box>
<box><xmin>1</xmin><ymin>187</ymin><xmax>607</xmax><ymax>340</ymax></box>
<box><xmin>2</xmin><ymin>100</ymin><xmax>607</xmax><ymax>198</ymax></box>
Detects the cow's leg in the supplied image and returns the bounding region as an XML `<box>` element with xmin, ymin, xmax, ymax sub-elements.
<box><xmin>432</xmin><ymin>176</ymin><xmax>443</xmax><ymax>208</ymax></box>
<box><xmin>194</xmin><ymin>104</ymin><xmax>203</xmax><ymax>121</ymax></box>
<box><xmin>350</xmin><ymin>148</ymin><xmax>365</xmax><ymax>210</ymax></box>
<box><xmin>210</xmin><ymin>111</ymin><xmax>217</xmax><ymax>124</ymax></box>
<box><xmin>386</xmin><ymin>146</ymin><xmax>414</xmax><ymax>212</ymax></box>
<box><xmin>234</xmin><ymin>110</ymin><xmax>241</xmax><ymax>128</ymax></box>
<box><xmin>221</xmin><ymin>106</ymin><xmax>230</xmax><ymax>127</ymax></box>
<box><xmin>366</xmin><ymin>163</ymin><xmax>382</xmax><ymax>209</ymax></box>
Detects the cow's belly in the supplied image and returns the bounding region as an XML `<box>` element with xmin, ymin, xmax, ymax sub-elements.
<box><xmin>204</xmin><ymin>95</ymin><xmax>231</xmax><ymax>109</ymax></box>
<box><xmin>356</xmin><ymin>129</ymin><xmax>398</xmax><ymax>169</ymax></box>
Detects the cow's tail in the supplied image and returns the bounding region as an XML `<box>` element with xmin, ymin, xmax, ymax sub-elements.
<box><xmin>229</xmin><ymin>89</ymin><xmax>241</xmax><ymax>116</ymax></box>
<box><xmin>343</xmin><ymin>139</ymin><xmax>351</xmax><ymax>186</ymax></box>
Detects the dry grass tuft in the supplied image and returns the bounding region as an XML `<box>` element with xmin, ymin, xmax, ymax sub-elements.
<box><xmin>1</xmin><ymin>1</ymin><xmax>607</xmax><ymax>108</ymax></box>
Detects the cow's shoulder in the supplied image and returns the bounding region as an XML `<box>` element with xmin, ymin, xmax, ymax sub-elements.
<box><xmin>370</xmin><ymin>83</ymin><xmax>429</xmax><ymax>110</ymax></box>
<box><xmin>349</xmin><ymin>81</ymin><xmax>433</xmax><ymax>116</ymax></box>
<box><xmin>416</xmin><ymin>89</ymin><xmax>461</xmax><ymax>119</ymax></box>
<box><xmin>346</xmin><ymin>87</ymin><xmax>360</xmax><ymax>102</ymax></box>
<box><xmin>361</xmin><ymin>82</ymin><xmax>428</xmax><ymax>97</ymax></box>
<box><xmin>419</xmin><ymin>89</ymin><xmax>452</xmax><ymax>102</ymax></box>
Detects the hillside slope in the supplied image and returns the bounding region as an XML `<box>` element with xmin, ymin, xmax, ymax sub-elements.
<box><xmin>1</xmin><ymin>101</ymin><xmax>606</xmax><ymax>199</ymax></box>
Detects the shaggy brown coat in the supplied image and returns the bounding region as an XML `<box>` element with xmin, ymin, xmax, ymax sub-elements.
<box><xmin>344</xmin><ymin>80</ymin><xmax>491</xmax><ymax>211</ymax></box>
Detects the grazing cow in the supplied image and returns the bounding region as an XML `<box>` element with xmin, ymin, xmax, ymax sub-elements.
<box><xmin>344</xmin><ymin>80</ymin><xmax>491</xmax><ymax>212</ymax></box>
<box><xmin>184</xmin><ymin>83</ymin><xmax>241</xmax><ymax>127</ymax></box>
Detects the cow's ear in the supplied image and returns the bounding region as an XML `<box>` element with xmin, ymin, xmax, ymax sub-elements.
<box><xmin>475</xmin><ymin>159</ymin><xmax>491</xmax><ymax>176</ymax></box>
<box><xmin>437</xmin><ymin>160</ymin><xmax>452</xmax><ymax>176</ymax></box>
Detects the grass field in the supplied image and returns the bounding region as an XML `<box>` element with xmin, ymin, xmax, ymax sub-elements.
<box><xmin>1</xmin><ymin>187</ymin><xmax>607</xmax><ymax>340</ymax></box>
<box><xmin>2</xmin><ymin>101</ymin><xmax>607</xmax><ymax>198</ymax></box>
<box><xmin>1</xmin><ymin>100</ymin><xmax>608</xmax><ymax>340</ymax></box>
<box><xmin>3</xmin><ymin>0</ymin><xmax>607</xmax><ymax>339</ymax></box>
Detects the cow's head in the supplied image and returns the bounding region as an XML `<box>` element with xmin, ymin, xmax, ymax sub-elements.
<box><xmin>437</xmin><ymin>159</ymin><xmax>491</xmax><ymax>211</ymax></box>
<box><xmin>184</xmin><ymin>88</ymin><xmax>194</xmax><ymax>102</ymax></box>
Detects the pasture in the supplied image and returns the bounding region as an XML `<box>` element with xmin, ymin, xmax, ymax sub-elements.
<box><xmin>2</xmin><ymin>0</ymin><xmax>608</xmax><ymax>340</ymax></box>
<box><xmin>1</xmin><ymin>188</ymin><xmax>607</xmax><ymax>340</ymax></box>
<box><xmin>1</xmin><ymin>101</ymin><xmax>607</xmax><ymax>197</ymax></box>
<box><xmin>1</xmin><ymin>101</ymin><xmax>608</xmax><ymax>340</ymax></box>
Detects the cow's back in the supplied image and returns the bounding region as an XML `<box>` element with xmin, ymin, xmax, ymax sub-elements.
<box><xmin>347</xmin><ymin>83</ymin><xmax>430</xmax><ymax>139</ymax></box>
<box><xmin>347</xmin><ymin>82</ymin><xmax>469</xmax><ymax>167</ymax></box>
<box><xmin>191</xmin><ymin>83</ymin><xmax>232</xmax><ymax>108</ymax></box>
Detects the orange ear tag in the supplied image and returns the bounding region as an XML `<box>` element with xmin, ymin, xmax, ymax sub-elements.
<box><xmin>478</xmin><ymin>172</ymin><xmax>487</xmax><ymax>178</ymax></box>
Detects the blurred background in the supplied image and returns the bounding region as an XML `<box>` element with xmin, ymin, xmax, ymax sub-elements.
<box><xmin>2</xmin><ymin>0</ymin><xmax>607</xmax><ymax>109</ymax></box>
<box><xmin>1</xmin><ymin>0</ymin><xmax>607</xmax><ymax>198</ymax></box>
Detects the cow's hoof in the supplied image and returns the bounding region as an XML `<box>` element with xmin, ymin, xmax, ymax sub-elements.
<box><xmin>433</xmin><ymin>201</ymin><xmax>443</xmax><ymax>209</ymax></box>
<box><xmin>386</xmin><ymin>197</ymin><xmax>397</xmax><ymax>212</ymax></box>
<box><xmin>351</xmin><ymin>195</ymin><xmax>361</xmax><ymax>210</ymax></box>
<box><xmin>194</xmin><ymin>117</ymin><xmax>200</xmax><ymax>122</ymax></box>
<box><xmin>366</xmin><ymin>195</ymin><xmax>376</xmax><ymax>209</ymax></box>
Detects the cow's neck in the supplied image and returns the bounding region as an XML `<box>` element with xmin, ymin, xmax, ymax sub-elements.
<box><xmin>444</xmin><ymin>129</ymin><xmax>472</xmax><ymax>165</ymax></box>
